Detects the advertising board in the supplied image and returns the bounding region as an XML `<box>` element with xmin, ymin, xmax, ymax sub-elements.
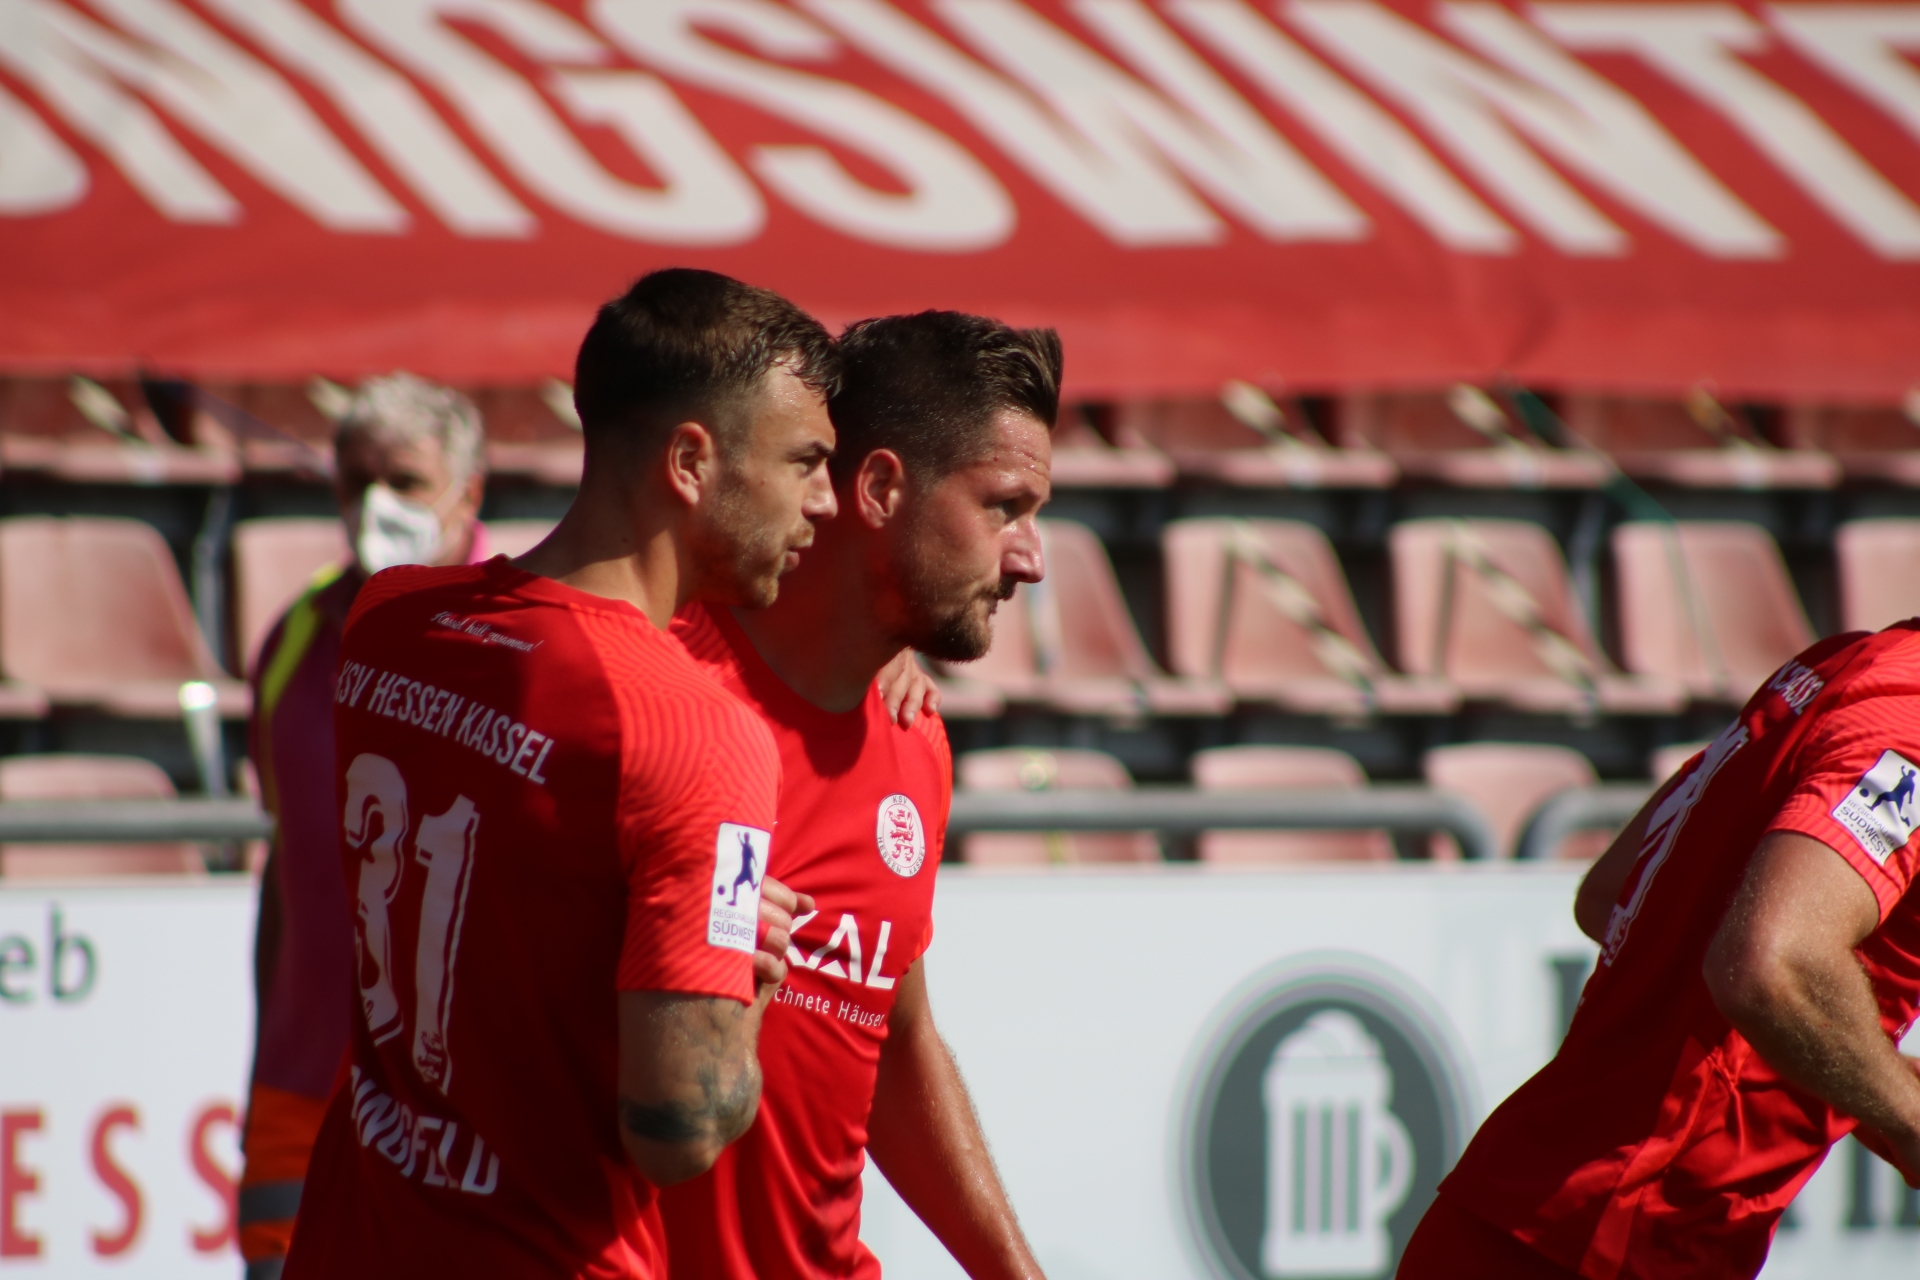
<box><xmin>1</xmin><ymin>869</ymin><xmax>1913</xmax><ymax>1277</ymax></box>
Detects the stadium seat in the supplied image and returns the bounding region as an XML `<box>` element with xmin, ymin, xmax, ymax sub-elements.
<box><xmin>1047</xmin><ymin>405</ymin><xmax>1174</xmax><ymax>488</ymax></box>
<box><xmin>1162</xmin><ymin>518</ymin><xmax>1455</xmax><ymax>716</ymax></box>
<box><xmin>1565</xmin><ymin>394</ymin><xmax>1838</xmax><ymax>489</ymax></box>
<box><xmin>938</xmin><ymin>520</ymin><xmax>1228</xmax><ymax>718</ymax></box>
<box><xmin>217</xmin><ymin>381</ymin><xmax>338</xmax><ymax>476</ymax></box>
<box><xmin>1114</xmin><ymin>389</ymin><xmax>1395</xmax><ymax>489</ymax></box>
<box><xmin>1389</xmin><ymin>519</ymin><xmax>1683</xmax><ymax>715</ymax></box>
<box><xmin>476</xmin><ymin>383</ymin><xmax>582</xmax><ymax>486</ymax></box>
<box><xmin>1338</xmin><ymin>387</ymin><xmax>1612</xmax><ymax>489</ymax></box>
<box><xmin>1191</xmin><ymin>745</ymin><xmax>1393</xmax><ymax>863</ymax></box>
<box><xmin>231</xmin><ymin>518</ymin><xmax>352</xmax><ymax>676</ymax></box>
<box><xmin>1835</xmin><ymin>519</ymin><xmax>1920</xmax><ymax>634</ymax></box>
<box><xmin>1612</xmin><ymin>521</ymin><xmax>1815</xmax><ymax>703</ymax></box>
<box><xmin>0</xmin><ymin>517</ymin><xmax>249</xmax><ymax>717</ymax></box>
<box><xmin>0</xmin><ymin>376</ymin><xmax>237</xmax><ymax>485</ymax></box>
<box><xmin>1650</xmin><ymin>740</ymin><xmax>1710</xmax><ymax>784</ymax></box>
<box><xmin>1424</xmin><ymin>742</ymin><xmax>1610</xmax><ymax>861</ymax></box>
<box><xmin>955</xmin><ymin>747</ymin><xmax>1158</xmax><ymax>865</ymax></box>
<box><xmin>1783</xmin><ymin>401</ymin><xmax>1920</xmax><ymax>486</ymax></box>
<box><xmin>0</xmin><ymin>754</ymin><xmax>204</xmax><ymax>878</ymax></box>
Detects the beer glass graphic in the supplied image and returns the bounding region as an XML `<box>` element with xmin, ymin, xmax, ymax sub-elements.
<box><xmin>1261</xmin><ymin>1009</ymin><xmax>1413</xmax><ymax>1276</ymax></box>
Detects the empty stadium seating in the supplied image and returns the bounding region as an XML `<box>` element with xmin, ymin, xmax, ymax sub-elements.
<box><xmin>1612</xmin><ymin>521</ymin><xmax>1814</xmax><ymax>703</ymax></box>
<box><xmin>1114</xmin><ymin>391</ymin><xmax>1394</xmax><ymax>489</ymax></box>
<box><xmin>1162</xmin><ymin>517</ymin><xmax>1455</xmax><ymax>715</ymax></box>
<box><xmin>1048</xmin><ymin>406</ymin><xmax>1174</xmax><ymax>488</ymax></box>
<box><xmin>956</xmin><ymin>748</ymin><xmax>1158</xmax><ymax>865</ymax></box>
<box><xmin>0</xmin><ymin>754</ymin><xmax>203</xmax><ymax>878</ymax></box>
<box><xmin>1784</xmin><ymin>403</ymin><xmax>1920</xmax><ymax>486</ymax></box>
<box><xmin>232</xmin><ymin>517</ymin><xmax>351</xmax><ymax>675</ymax></box>
<box><xmin>475</xmin><ymin>384</ymin><xmax>582</xmax><ymax>486</ymax></box>
<box><xmin>1566</xmin><ymin>395</ymin><xmax>1839</xmax><ymax>489</ymax></box>
<box><xmin>1650</xmin><ymin>741</ymin><xmax>1711</xmax><ymax>784</ymax></box>
<box><xmin>939</xmin><ymin>520</ymin><xmax>1229</xmax><ymax>718</ymax></box>
<box><xmin>1191</xmin><ymin>745</ymin><xmax>1392</xmax><ymax>863</ymax></box>
<box><xmin>1424</xmin><ymin>743</ymin><xmax>1611</xmax><ymax>861</ymax></box>
<box><xmin>1338</xmin><ymin>388</ymin><xmax>1612</xmax><ymax>489</ymax></box>
<box><xmin>1390</xmin><ymin>519</ymin><xmax>1683</xmax><ymax>715</ymax></box>
<box><xmin>0</xmin><ymin>376</ymin><xmax>237</xmax><ymax>485</ymax></box>
<box><xmin>1835</xmin><ymin>519</ymin><xmax>1920</xmax><ymax>634</ymax></box>
<box><xmin>0</xmin><ymin>517</ymin><xmax>248</xmax><ymax>717</ymax></box>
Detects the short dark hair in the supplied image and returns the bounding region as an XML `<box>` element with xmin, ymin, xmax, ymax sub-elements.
<box><xmin>828</xmin><ymin>311</ymin><xmax>1061</xmax><ymax>484</ymax></box>
<box><xmin>573</xmin><ymin>268</ymin><xmax>839</xmax><ymax>454</ymax></box>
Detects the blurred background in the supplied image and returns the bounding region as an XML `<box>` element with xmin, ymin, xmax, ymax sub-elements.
<box><xmin>1</xmin><ymin>0</ymin><xmax>1917</xmax><ymax>1275</ymax></box>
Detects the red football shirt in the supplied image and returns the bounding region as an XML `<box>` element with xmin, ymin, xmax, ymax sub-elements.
<box><xmin>284</xmin><ymin>560</ymin><xmax>776</xmax><ymax>1280</ymax></box>
<box><xmin>1443</xmin><ymin>622</ymin><xmax>1920</xmax><ymax>1280</ymax></box>
<box><xmin>658</xmin><ymin>604</ymin><xmax>951</xmax><ymax>1280</ymax></box>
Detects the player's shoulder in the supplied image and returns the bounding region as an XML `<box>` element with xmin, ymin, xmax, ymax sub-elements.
<box><xmin>343</xmin><ymin>562</ymin><xmax>491</xmax><ymax>635</ymax></box>
<box><xmin>907</xmin><ymin>706</ymin><xmax>951</xmax><ymax>766</ymax></box>
<box><xmin>666</xmin><ymin>602</ymin><xmax>741</xmax><ymax>685</ymax></box>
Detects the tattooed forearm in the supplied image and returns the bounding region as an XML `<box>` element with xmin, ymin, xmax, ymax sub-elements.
<box><xmin>618</xmin><ymin>1061</ymin><xmax>761</xmax><ymax>1148</ymax></box>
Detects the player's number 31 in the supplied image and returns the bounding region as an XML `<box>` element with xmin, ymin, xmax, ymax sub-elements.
<box><xmin>342</xmin><ymin>753</ymin><xmax>482</xmax><ymax>1097</ymax></box>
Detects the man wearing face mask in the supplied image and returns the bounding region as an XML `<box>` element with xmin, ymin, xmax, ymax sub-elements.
<box><xmin>238</xmin><ymin>372</ymin><xmax>491</xmax><ymax>1279</ymax></box>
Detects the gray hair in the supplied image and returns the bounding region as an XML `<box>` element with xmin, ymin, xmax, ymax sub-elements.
<box><xmin>335</xmin><ymin>372</ymin><xmax>485</xmax><ymax>480</ymax></box>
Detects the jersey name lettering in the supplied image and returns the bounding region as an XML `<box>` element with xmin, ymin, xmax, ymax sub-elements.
<box><xmin>337</xmin><ymin>659</ymin><xmax>555</xmax><ymax>785</ymax></box>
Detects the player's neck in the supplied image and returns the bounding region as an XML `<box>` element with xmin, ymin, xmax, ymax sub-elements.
<box><xmin>731</xmin><ymin>530</ymin><xmax>897</xmax><ymax>714</ymax></box>
<box><xmin>513</xmin><ymin>493</ymin><xmax>684</xmax><ymax>629</ymax></box>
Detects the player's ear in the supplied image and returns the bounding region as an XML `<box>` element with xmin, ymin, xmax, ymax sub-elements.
<box><xmin>661</xmin><ymin>421</ymin><xmax>718</xmax><ymax>509</ymax></box>
<box><xmin>852</xmin><ymin>449</ymin><xmax>907</xmax><ymax>529</ymax></box>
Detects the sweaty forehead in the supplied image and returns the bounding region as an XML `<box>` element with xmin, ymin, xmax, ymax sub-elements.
<box><xmin>974</xmin><ymin>409</ymin><xmax>1051</xmax><ymax>476</ymax></box>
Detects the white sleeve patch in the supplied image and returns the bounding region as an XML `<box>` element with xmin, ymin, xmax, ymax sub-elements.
<box><xmin>1830</xmin><ymin>749</ymin><xmax>1920</xmax><ymax>865</ymax></box>
<box><xmin>707</xmin><ymin>823</ymin><xmax>768</xmax><ymax>952</ymax></box>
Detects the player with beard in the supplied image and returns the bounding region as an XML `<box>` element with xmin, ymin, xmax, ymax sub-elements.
<box><xmin>285</xmin><ymin>270</ymin><xmax>830</xmax><ymax>1279</ymax></box>
<box><xmin>660</xmin><ymin>311</ymin><xmax>1055</xmax><ymax>1280</ymax></box>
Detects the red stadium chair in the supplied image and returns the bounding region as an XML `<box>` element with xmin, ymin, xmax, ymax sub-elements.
<box><xmin>938</xmin><ymin>520</ymin><xmax>1228</xmax><ymax>718</ymax></box>
<box><xmin>1783</xmin><ymin>402</ymin><xmax>1920</xmax><ymax>487</ymax></box>
<box><xmin>1424</xmin><ymin>743</ymin><xmax>1610</xmax><ymax>861</ymax></box>
<box><xmin>1191</xmin><ymin>745</ymin><xmax>1393</xmax><ymax>864</ymax></box>
<box><xmin>1835</xmin><ymin>519</ymin><xmax>1920</xmax><ymax>634</ymax></box>
<box><xmin>1162</xmin><ymin>517</ymin><xmax>1455</xmax><ymax>716</ymax></box>
<box><xmin>1114</xmin><ymin>390</ymin><xmax>1395</xmax><ymax>489</ymax></box>
<box><xmin>956</xmin><ymin>747</ymin><xmax>1159</xmax><ymax>865</ymax></box>
<box><xmin>231</xmin><ymin>517</ymin><xmax>352</xmax><ymax>677</ymax></box>
<box><xmin>0</xmin><ymin>517</ymin><xmax>249</xmax><ymax>718</ymax></box>
<box><xmin>221</xmin><ymin>381</ymin><xmax>339</xmax><ymax>476</ymax></box>
<box><xmin>476</xmin><ymin>384</ymin><xmax>582</xmax><ymax>486</ymax></box>
<box><xmin>1612</xmin><ymin>521</ymin><xmax>1815</xmax><ymax>704</ymax></box>
<box><xmin>0</xmin><ymin>376</ymin><xmax>237</xmax><ymax>485</ymax></box>
<box><xmin>1566</xmin><ymin>394</ymin><xmax>1838</xmax><ymax>490</ymax></box>
<box><xmin>1047</xmin><ymin>405</ymin><xmax>1174</xmax><ymax>489</ymax></box>
<box><xmin>1338</xmin><ymin>387</ymin><xmax>1612</xmax><ymax>489</ymax></box>
<box><xmin>1390</xmin><ymin>519</ymin><xmax>1683</xmax><ymax>715</ymax></box>
<box><xmin>0</xmin><ymin>754</ymin><xmax>204</xmax><ymax>879</ymax></box>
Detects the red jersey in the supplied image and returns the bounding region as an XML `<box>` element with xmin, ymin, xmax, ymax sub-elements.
<box><xmin>1444</xmin><ymin>623</ymin><xmax>1920</xmax><ymax>1280</ymax></box>
<box><xmin>658</xmin><ymin>604</ymin><xmax>951</xmax><ymax>1280</ymax></box>
<box><xmin>284</xmin><ymin>559</ymin><xmax>776</xmax><ymax>1280</ymax></box>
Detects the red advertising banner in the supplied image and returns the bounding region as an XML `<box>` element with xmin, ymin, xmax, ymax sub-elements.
<box><xmin>0</xmin><ymin>0</ymin><xmax>1917</xmax><ymax>401</ymax></box>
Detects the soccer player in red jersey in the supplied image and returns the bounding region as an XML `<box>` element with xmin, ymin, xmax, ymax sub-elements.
<box><xmin>283</xmin><ymin>269</ymin><xmax>835</xmax><ymax>1280</ymax></box>
<box><xmin>658</xmin><ymin>312</ymin><xmax>1056</xmax><ymax>1280</ymax></box>
<box><xmin>1400</xmin><ymin>624</ymin><xmax>1920</xmax><ymax>1280</ymax></box>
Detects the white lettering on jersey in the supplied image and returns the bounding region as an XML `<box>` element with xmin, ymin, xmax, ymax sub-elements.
<box><xmin>1832</xmin><ymin>749</ymin><xmax>1920</xmax><ymax>865</ymax></box>
<box><xmin>431</xmin><ymin>610</ymin><xmax>542</xmax><ymax>653</ymax></box>
<box><xmin>348</xmin><ymin>1064</ymin><xmax>498</xmax><ymax>1196</ymax></box>
<box><xmin>708</xmin><ymin>824</ymin><xmax>769</xmax><ymax>953</ymax></box>
<box><xmin>784</xmin><ymin>911</ymin><xmax>898</xmax><ymax>991</ymax></box>
<box><xmin>337</xmin><ymin>660</ymin><xmax>556</xmax><ymax>786</ymax></box>
<box><xmin>875</xmin><ymin>794</ymin><xmax>927</xmax><ymax>876</ymax></box>
<box><xmin>1766</xmin><ymin>660</ymin><xmax>1825</xmax><ymax>716</ymax></box>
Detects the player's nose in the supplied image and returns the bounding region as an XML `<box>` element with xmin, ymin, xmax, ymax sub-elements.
<box><xmin>1003</xmin><ymin>517</ymin><xmax>1043</xmax><ymax>585</ymax></box>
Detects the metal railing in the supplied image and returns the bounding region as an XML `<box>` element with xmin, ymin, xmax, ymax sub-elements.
<box><xmin>948</xmin><ymin>786</ymin><xmax>1498</xmax><ymax>861</ymax></box>
<box><xmin>0</xmin><ymin>799</ymin><xmax>272</xmax><ymax>844</ymax></box>
<box><xmin>1515</xmin><ymin>785</ymin><xmax>1652</xmax><ymax>862</ymax></box>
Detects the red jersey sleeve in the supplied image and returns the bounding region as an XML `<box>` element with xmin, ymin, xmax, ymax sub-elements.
<box><xmin>1769</xmin><ymin>695</ymin><xmax>1920</xmax><ymax>918</ymax></box>
<box><xmin>591</xmin><ymin>616</ymin><xmax>780</xmax><ymax>1005</ymax></box>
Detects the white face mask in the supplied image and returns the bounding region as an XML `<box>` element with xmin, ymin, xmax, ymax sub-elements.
<box><xmin>353</xmin><ymin>482</ymin><xmax>445</xmax><ymax>574</ymax></box>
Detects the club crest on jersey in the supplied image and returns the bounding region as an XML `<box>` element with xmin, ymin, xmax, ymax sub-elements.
<box><xmin>875</xmin><ymin>794</ymin><xmax>926</xmax><ymax>877</ymax></box>
<box><xmin>1833</xmin><ymin>749</ymin><xmax>1920</xmax><ymax>865</ymax></box>
<box><xmin>708</xmin><ymin>823</ymin><xmax>769</xmax><ymax>953</ymax></box>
